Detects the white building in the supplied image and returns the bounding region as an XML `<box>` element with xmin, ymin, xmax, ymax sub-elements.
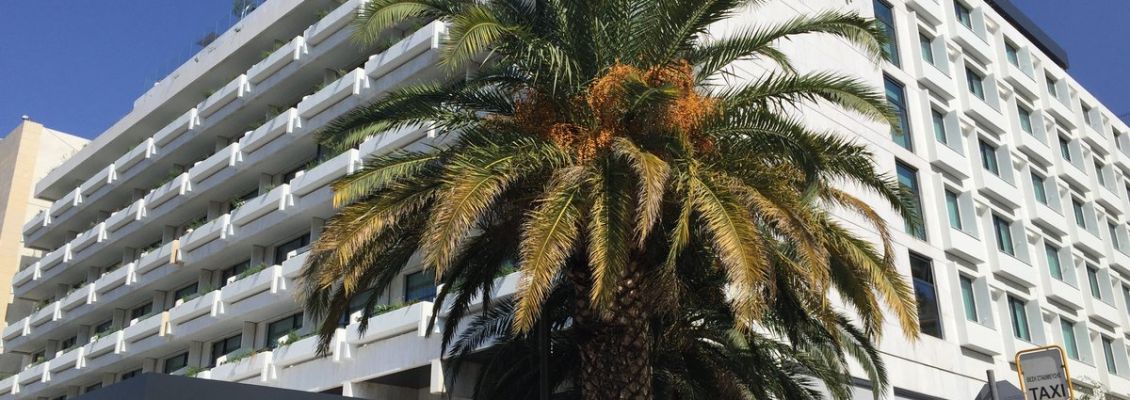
<box><xmin>2</xmin><ymin>0</ymin><xmax>1128</xmax><ymax>398</ymax></box>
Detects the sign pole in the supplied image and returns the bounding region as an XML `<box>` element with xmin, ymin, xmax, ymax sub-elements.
<box><xmin>987</xmin><ymin>370</ymin><xmax>1000</xmax><ymax>400</ymax></box>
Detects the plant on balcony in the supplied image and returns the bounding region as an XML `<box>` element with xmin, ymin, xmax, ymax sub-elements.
<box><xmin>182</xmin><ymin>216</ymin><xmax>208</xmax><ymax>233</ymax></box>
<box><xmin>258</xmin><ymin>40</ymin><xmax>287</xmax><ymax>62</ymax></box>
<box><xmin>368</xmin><ymin>300</ymin><xmax>419</xmax><ymax>317</ymax></box>
<box><xmin>235</xmin><ymin>263</ymin><xmax>268</xmax><ymax>281</ymax></box>
<box><xmin>151</xmin><ymin>167</ymin><xmax>183</xmax><ymax>192</ymax></box>
<box><xmin>184</xmin><ymin>366</ymin><xmax>207</xmax><ymax>378</ymax></box>
<box><xmin>304</xmin><ymin>1</ymin><xmax>918</xmax><ymax>399</ymax></box>
<box><xmin>278</xmin><ymin>330</ymin><xmax>318</xmax><ymax>347</ymax></box>
<box><xmin>220</xmin><ymin>348</ymin><xmax>259</xmax><ymax>365</ymax></box>
<box><xmin>178</xmin><ymin>285</ymin><xmax>212</xmax><ymax>303</ymax></box>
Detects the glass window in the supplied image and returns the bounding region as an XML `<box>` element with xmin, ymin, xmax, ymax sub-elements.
<box><xmin>1083</xmin><ymin>105</ymin><xmax>1095</xmax><ymax>127</ymax></box>
<box><xmin>1110</xmin><ymin>223</ymin><xmax>1122</xmax><ymax>251</ymax></box>
<box><xmin>919</xmin><ymin>34</ymin><xmax>935</xmax><ymax>65</ymax></box>
<box><xmin>896</xmin><ymin>162</ymin><xmax>925</xmax><ymax>240</ymax></box>
<box><xmin>163</xmin><ymin>352</ymin><xmax>188</xmax><ymax>374</ymax></box>
<box><xmin>966</xmin><ymin>67</ymin><xmax>985</xmax><ymax>100</ymax></box>
<box><xmin>873</xmin><ymin>0</ymin><xmax>900</xmax><ymax>66</ymax></box>
<box><xmin>1045</xmin><ymin>244</ymin><xmax>1064</xmax><ymax>281</ymax></box>
<box><xmin>266</xmin><ymin>313</ymin><xmax>303</xmax><ymax>349</ymax></box>
<box><xmin>1096</xmin><ymin>162</ymin><xmax>1107</xmax><ymax>187</ymax></box>
<box><xmin>85</xmin><ymin>383</ymin><xmax>102</xmax><ymax>393</ymax></box>
<box><xmin>174</xmin><ymin>282</ymin><xmax>199</xmax><ymax>303</ymax></box>
<box><xmin>1018</xmin><ymin>105</ymin><xmax>1034</xmax><ymax>134</ymax></box>
<box><xmin>1059</xmin><ymin>136</ymin><xmax>1072</xmax><ymax>161</ymax></box>
<box><xmin>1031</xmin><ymin>173</ymin><xmax>1048</xmax><ymax>205</ymax></box>
<box><xmin>931</xmin><ymin>109</ymin><xmax>947</xmax><ymax>144</ymax></box>
<box><xmin>1008</xmin><ymin>296</ymin><xmax>1031</xmax><ymax>341</ymax></box>
<box><xmin>130</xmin><ymin>302</ymin><xmax>153</xmax><ymax>321</ymax></box>
<box><xmin>210</xmin><ymin>334</ymin><xmax>242</xmax><ymax>367</ymax></box>
<box><xmin>959</xmin><ymin>275</ymin><xmax>978</xmax><ymax>322</ymax></box>
<box><xmin>1087</xmin><ymin>266</ymin><xmax>1102</xmax><ymax>299</ymax></box>
<box><xmin>121</xmin><ymin>369</ymin><xmax>142</xmax><ymax>381</ymax></box>
<box><xmin>220</xmin><ymin>260</ymin><xmax>252</xmax><ymax>284</ymax></box>
<box><xmin>93</xmin><ymin>319</ymin><xmax>113</xmax><ymax>335</ymax></box>
<box><xmin>955</xmin><ymin>1</ymin><xmax>973</xmax><ymax>29</ymax></box>
<box><xmin>274</xmin><ymin>233</ymin><xmax>310</xmax><ymax>263</ymax></box>
<box><xmin>993</xmin><ymin>214</ymin><xmax>1015</xmax><ymax>256</ymax></box>
<box><xmin>979</xmin><ymin>140</ymin><xmax>999</xmax><ymax>175</ymax></box>
<box><xmin>1123</xmin><ymin>286</ymin><xmax>1130</xmax><ymax>317</ymax></box>
<box><xmin>1005</xmin><ymin>42</ymin><xmax>1021</xmax><ymax>67</ymax></box>
<box><xmin>945</xmin><ymin>190</ymin><xmax>962</xmax><ymax>230</ymax></box>
<box><xmin>1073</xmin><ymin>199</ymin><xmax>1087</xmax><ymax>228</ymax></box>
<box><xmin>405</xmin><ymin>270</ymin><xmax>437</xmax><ymax>303</ymax></box>
<box><xmin>909</xmin><ymin>253</ymin><xmax>942</xmax><ymax>338</ymax></box>
<box><xmin>60</xmin><ymin>336</ymin><xmax>77</xmax><ymax>351</ymax></box>
<box><xmin>1061</xmin><ymin>320</ymin><xmax>1079</xmax><ymax>360</ymax></box>
<box><xmin>1103</xmin><ymin>336</ymin><xmax>1119</xmax><ymax>373</ymax></box>
<box><xmin>884</xmin><ymin>76</ymin><xmax>912</xmax><ymax>149</ymax></box>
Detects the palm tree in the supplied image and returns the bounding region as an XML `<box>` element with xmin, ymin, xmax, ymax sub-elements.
<box><xmin>301</xmin><ymin>1</ymin><xmax>920</xmax><ymax>399</ymax></box>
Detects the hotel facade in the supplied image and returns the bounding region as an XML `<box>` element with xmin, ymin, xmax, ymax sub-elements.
<box><xmin>3</xmin><ymin>0</ymin><xmax>1129</xmax><ymax>399</ymax></box>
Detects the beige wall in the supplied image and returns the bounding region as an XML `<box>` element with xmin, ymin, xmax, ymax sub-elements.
<box><xmin>0</xmin><ymin>121</ymin><xmax>87</xmax><ymax>326</ymax></box>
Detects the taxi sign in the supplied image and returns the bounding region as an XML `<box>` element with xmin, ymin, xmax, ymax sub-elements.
<box><xmin>1016</xmin><ymin>346</ymin><xmax>1074</xmax><ymax>400</ymax></box>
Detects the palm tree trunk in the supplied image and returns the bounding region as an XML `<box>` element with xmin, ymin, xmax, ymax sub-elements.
<box><xmin>571</xmin><ymin>261</ymin><xmax>653</xmax><ymax>400</ymax></box>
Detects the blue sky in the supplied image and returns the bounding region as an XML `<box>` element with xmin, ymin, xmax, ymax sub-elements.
<box><xmin>1</xmin><ymin>1</ymin><xmax>1128</xmax><ymax>138</ymax></box>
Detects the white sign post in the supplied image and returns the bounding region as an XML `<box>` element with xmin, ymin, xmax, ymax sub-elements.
<box><xmin>1016</xmin><ymin>346</ymin><xmax>1074</xmax><ymax>400</ymax></box>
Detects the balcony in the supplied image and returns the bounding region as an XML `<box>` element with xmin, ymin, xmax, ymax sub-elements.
<box><xmin>94</xmin><ymin>263</ymin><xmax>136</xmax><ymax>295</ymax></box>
<box><xmin>153</xmin><ymin>108</ymin><xmax>201</xmax><ymax>147</ymax></box>
<box><xmin>273</xmin><ymin>330</ymin><xmax>345</xmax><ymax>368</ymax></box>
<box><xmin>221</xmin><ymin>264</ymin><xmax>282</xmax><ymax>304</ymax></box>
<box><xmin>365</xmin><ymin>21</ymin><xmax>446</xmax><ymax>81</ymax></box>
<box><xmin>1085</xmin><ymin>296</ymin><xmax>1121</xmax><ymax>327</ymax></box>
<box><xmin>240</xmin><ymin>108</ymin><xmax>301</xmax><ymax>154</ymax></box>
<box><xmin>115</xmin><ymin>137</ymin><xmax>157</xmax><ymax>177</ymax></box>
<box><xmin>304</xmin><ymin>0</ymin><xmax>361</xmax><ymax>46</ymax></box>
<box><xmin>136</xmin><ymin>240</ymin><xmax>180</xmax><ymax>275</ymax></box>
<box><xmin>22</xmin><ymin>210</ymin><xmax>49</xmax><ymax>240</ymax></box>
<box><xmin>49</xmin><ymin>188</ymin><xmax>82</xmax><ymax>219</ymax></box>
<box><xmin>1029</xmin><ymin>203</ymin><xmax>1068</xmax><ymax>236</ymax></box>
<box><xmin>3</xmin><ymin>318</ymin><xmax>28</xmax><ymax>341</ymax></box>
<box><xmin>210</xmin><ymin>351</ymin><xmax>272</xmax><ymax>382</ymax></box>
<box><xmin>17</xmin><ymin>362</ymin><xmax>45</xmax><ymax>388</ymax></box>
<box><xmin>105</xmin><ymin>199</ymin><xmax>146</xmax><ymax>233</ymax></box>
<box><xmin>169</xmin><ymin>290</ymin><xmax>222</xmax><ymax>326</ymax></box>
<box><xmin>1072</xmin><ymin>225</ymin><xmax>1106</xmax><ymax>256</ymax></box>
<box><xmin>144</xmin><ymin>172</ymin><xmax>192</xmax><ymax>210</ymax></box>
<box><xmin>79</xmin><ymin>164</ymin><xmax>116</xmax><ymax>199</ymax></box>
<box><xmin>39</xmin><ymin>245</ymin><xmax>69</xmax><ymax>274</ymax></box>
<box><xmin>70</xmin><ymin>222</ymin><xmax>107</xmax><ymax>255</ymax></box>
<box><xmin>197</xmin><ymin>74</ymin><xmax>251</xmax><ymax>118</ymax></box>
<box><xmin>1055</xmin><ymin>159</ymin><xmax>1090</xmax><ymax>190</ymax></box>
<box><xmin>956</xmin><ymin>318</ymin><xmax>1002</xmax><ymax>356</ymax></box>
<box><xmin>30</xmin><ymin>302</ymin><xmax>60</xmax><ymax>327</ymax></box>
<box><xmin>297</xmin><ymin>68</ymin><xmax>369</xmax><ymax>119</ymax></box>
<box><xmin>1003</xmin><ymin>63</ymin><xmax>1038</xmax><ymax>99</ymax></box>
<box><xmin>358</xmin><ymin>124</ymin><xmax>434</xmax><ymax>159</ymax></box>
<box><xmin>942</xmin><ymin>227</ymin><xmax>985</xmax><ymax>263</ymax></box>
<box><xmin>60</xmin><ymin>283</ymin><xmax>93</xmax><ymax>311</ymax></box>
<box><xmin>86</xmin><ymin>330</ymin><xmax>123</xmax><ymax>358</ymax></box>
<box><xmin>992</xmin><ymin>253</ymin><xmax>1037</xmax><ymax>288</ymax></box>
<box><xmin>289</xmin><ymin>150</ymin><xmax>361</xmax><ymax>197</ymax></box>
<box><xmin>347</xmin><ymin>301</ymin><xmax>433</xmax><ymax>346</ymax></box>
<box><xmin>232</xmin><ymin>185</ymin><xmax>292</xmax><ymax>227</ymax></box>
<box><xmin>12</xmin><ymin>263</ymin><xmax>37</xmax><ymax>290</ymax></box>
<box><xmin>915</xmin><ymin>57</ymin><xmax>955</xmax><ymax>101</ymax></box>
<box><xmin>47</xmin><ymin>346</ymin><xmax>82</xmax><ymax>377</ymax></box>
<box><xmin>248</xmin><ymin>36</ymin><xmax>306</xmax><ymax>84</ymax></box>
<box><xmin>122</xmin><ymin>312</ymin><xmax>166</xmax><ymax>345</ymax></box>
<box><xmin>1043</xmin><ymin>276</ymin><xmax>1084</xmax><ymax>311</ymax></box>
<box><xmin>189</xmin><ymin>142</ymin><xmax>243</xmax><ymax>185</ymax></box>
<box><xmin>181</xmin><ymin>214</ymin><xmax>233</xmax><ymax>252</ymax></box>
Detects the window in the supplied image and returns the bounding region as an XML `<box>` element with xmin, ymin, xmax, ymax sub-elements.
<box><xmin>220</xmin><ymin>260</ymin><xmax>252</xmax><ymax>284</ymax></box>
<box><xmin>60</xmin><ymin>336</ymin><xmax>77</xmax><ymax>351</ymax></box>
<box><xmin>1060</xmin><ymin>320</ymin><xmax>1080</xmax><ymax>360</ymax></box>
<box><xmin>1087</xmin><ymin>266</ymin><xmax>1102</xmax><ymax>299</ymax></box>
<box><xmin>955</xmin><ymin>1</ymin><xmax>973</xmax><ymax>29</ymax></box>
<box><xmin>274</xmin><ymin>233</ymin><xmax>310</xmax><ymax>263</ymax></box>
<box><xmin>229</xmin><ymin>188</ymin><xmax>258</xmax><ymax>210</ymax></box>
<box><xmin>85</xmin><ymin>383</ymin><xmax>102</xmax><ymax>393</ymax></box>
<box><xmin>1083</xmin><ymin>105</ymin><xmax>1095</xmax><ymax>127</ymax></box>
<box><xmin>965</xmin><ymin>67</ymin><xmax>985</xmax><ymax>100</ymax></box>
<box><xmin>1124</xmin><ymin>286</ymin><xmax>1130</xmax><ymax>317</ymax></box>
<box><xmin>405</xmin><ymin>270</ymin><xmax>437</xmax><ymax>303</ymax></box>
<box><xmin>884</xmin><ymin>76</ymin><xmax>912</xmax><ymax>149</ymax></box>
<box><xmin>1103</xmin><ymin>336</ymin><xmax>1119</xmax><ymax>373</ymax></box>
<box><xmin>959</xmin><ymin>275</ymin><xmax>978</xmax><ymax>322</ymax></box>
<box><xmin>267</xmin><ymin>313</ymin><xmax>303</xmax><ymax>349</ymax></box>
<box><xmin>1059</xmin><ymin>136</ymin><xmax>1073</xmax><ymax>161</ymax></box>
<box><xmin>1072</xmin><ymin>199</ymin><xmax>1087</xmax><ymax>228</ymax></box>
<box><xmin>1018</xmin><ymin>105</ymin><xmax>1034</xmax><ymax>134</ymax></box>
<box><xmin>979</xmin><ymin>140</ymin><xmax>999</xmax><ymax>175</ymax></box>
<box><xmin>93</xmin><ymin>319</ymin><xmax>113</xmax><ymax>336</ymax></box>
<box><xmin>130</xmin><ymin>302</ymin><xmax>153</xmax><ymax>321</ymax></box>
<box><xmin>909</xmin><ymin>253</ymin><xmax>942</xmax><ymax>338</ymax></box>
<box><xmin>174</xmin><ymin>282</ymin><xmax>199</xmax><ymax>303</ymax></box>
<box><xmin>896</xmin><ymin>162</ymin><xmax>925</xmax><ymax>240</ymax></box>
<box><xmin>1046</xmin><ymin>75</ymin><xmax>1059</xmax><ymax>98</ymax></box>
<box><xmin>1008</xmin><ymin>296</ymin><xmax>1031</xmax><ymax>341</ymax></box>
<box><xmin>121</xmin><ymin>369</ymin><xmax>142</xmax><ymax>381</ymax></box>
<box><xmin>931</xmin><ymin>109</ymin><xmax>948</xmax><ymax>144</ymax></box>
<box><xmin>993</xmin><ymin>214</ymin><xmax>1015</xmax><ymax>256</ymax></box>
<box><xmin>1110</xmin><ymin>223</ymin><xmax>1122</xmax><ymax>251</ymax></box>
<box><xmin>1045</xmin><ymin>244</ymin><xmax>1064</xmax><ymax>281</ymax></box>
<box><xmin>945</xmin><ymin>190</ymin><xmax>962</xmax><ymax>230</ymax></box>
<box><xmin>1031</xmin><ymin>173</ymin><xmax>1048</xmax><ymax>205</ymax></box>
<box><xmin>1095</xmin><ymin>162</ymin><xmax>1107</xmax><ymax>187</ymax></box>
<box><xmin>210</xmin><ymin>334</ymin><xmax>242</xmax><ymax>367</ymax></box>
<box><xmin>873</xmin><ymin>0</ymin><xmax>900</xmax><ymax>66</ymax></box>
<box><xmin>1005</xmin><ymin>42</ymin><xmax>1021</xmax><ymax>67</ymax></box>
<box><xmin>919</xmin><ymin>34</ymin><xmax>935</xmax><ymax>65</ymax></box>
<box><xmin>163</xmin><ymin>352</ymin><xmax>188</xmax><ymax>374</ymax></box>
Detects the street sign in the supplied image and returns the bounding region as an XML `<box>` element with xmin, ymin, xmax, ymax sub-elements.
<box><xmin>1016</xmin><ymin>346</ymin><xmax>1074</xmax><ymax>400</ymax></box>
